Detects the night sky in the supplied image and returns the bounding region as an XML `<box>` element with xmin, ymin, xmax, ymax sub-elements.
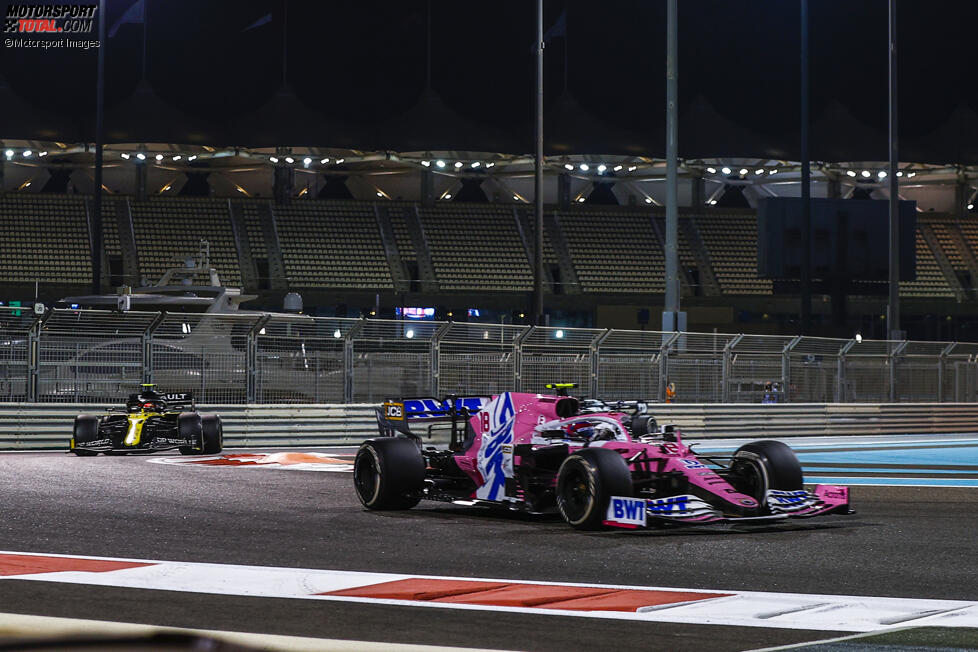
<box><xmin>2</xmin><ymin>0</ymin><xmax>977</xmax><ymax>161</ymax></box>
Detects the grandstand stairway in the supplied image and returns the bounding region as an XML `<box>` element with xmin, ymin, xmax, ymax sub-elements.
<box><xmin>919</xmin><ymin>223</ymin><xmax>967</xmax><ymax>302</ymax></box>
<box><xmin>111</xmin><ymin>198</ymin><xmax>140</xmax><ymax>288</ymax></box>
<box><xmin>403</xmin><ymin>206</ymin><xmax>439</xmax><ymax>292</ymax></box>
<box><xmin>227</xmin><ymin>199</ymin><xmax>259</xmax><ymax>291</ymax></box>
<box><xmin>257</xmin><ymin>201</ymin><xmax>289</xmax><ymax>291</ymax></box>
<box><xmin>949</xmin><ymin>224</ymin><xmax>978</xmax><ymax>297</ymax></box>
<box><xmin>513</xmin><ymin>208</ymin><xmax>559</xmax><ymax>294</ymax></box>
<box><xmin>373</xmin><ymin>204</ymin><xmax>410</xmax><ymax>292</ymax></box>
<box><xmin>680</xmin><ymin>216</ymin><xmax>722</xmax><ymax>297</ymax></box>
<box><xmin>649</xmin><ymin>215</ymin><xmax>693</xmax><ymax>297</ymax></box>
<box><xmin>542</xmin><ymin>210</ymin><xmax>581</xmax><ymax>294</ymax></box>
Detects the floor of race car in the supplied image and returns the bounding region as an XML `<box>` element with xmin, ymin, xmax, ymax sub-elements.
<box><xmin>0</xmin><ymin>435</ymin><xmax>975</xmax><ymax>651</ymax></box>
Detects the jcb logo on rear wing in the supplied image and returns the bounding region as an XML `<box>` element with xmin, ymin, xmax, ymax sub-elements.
<box><xmin>383</xmin><ymin>402</ymin><xmax>405</xmax><ymax>420</ymax></box>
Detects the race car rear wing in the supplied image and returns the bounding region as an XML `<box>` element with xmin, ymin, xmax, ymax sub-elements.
<box><xmin>160</xmin><ymin>392</ymin><xmax>195</xmax><ymax>410</ymax></box>
<box><xmin>121</xmin><ymin>391</ymin><xmax>196</xmax><ymax>412</ymax></box>
<box><xmin>376</xmin><ymin>395</ymin><xmax>488</xmax><ymax>450</ymax></box>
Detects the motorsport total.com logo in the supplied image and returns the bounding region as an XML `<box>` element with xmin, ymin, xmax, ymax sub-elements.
<box><xmin>5</xmin><ymin>4</ymin><xmax>96</xmax><ymax>33</ymax></box>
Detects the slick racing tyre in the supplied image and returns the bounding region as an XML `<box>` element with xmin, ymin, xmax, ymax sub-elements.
<box><xmin>731</xmin><ymin>440</ymin><xmax>804</xmax><ymax>502</ymax></box>
<box><xmin>556</xmin><ymin>448</ymin><xmax>632</xmax><ymax>530</ymax></box>
<box><xmin>71</xmin><ymin>415</ymin><xmax>99</xmax><ymax>457</ymax></box>
<box><xmin>200</xmin><ymin>415</ymin><xmax>223</xmax><ymax>455</ymax></box>
<box><xmin>354</xmin><ymin>437</ymin><xmax>425</xmax><ymax>510</ymax></box>
<box><xmin>178</xmin><ymin>412</ymin><xmax>203</xmax><ymax>455</ymax></box>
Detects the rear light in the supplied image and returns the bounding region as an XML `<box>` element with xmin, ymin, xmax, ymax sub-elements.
<box><xmin>143</xmin><ymin>402</ymin><xmax>154</xmax><ymax>408</ymax></box>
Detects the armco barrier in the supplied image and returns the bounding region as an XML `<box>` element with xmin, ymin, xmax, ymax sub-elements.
<box><xmin>0</xmin><ymin>404</ymin><xmax>378</xmax><ymax>450</ymax></box>
<box><xmin>0</xmin><ymin>402</ymin><xmax>976</xmax><ymax>451</ymax></box>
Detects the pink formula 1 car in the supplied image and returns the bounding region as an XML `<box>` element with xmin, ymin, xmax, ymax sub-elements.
<box><xmin>354</xmin><ymin>388</ymin><xmax>852</xmax><ymax>530</ymax></box>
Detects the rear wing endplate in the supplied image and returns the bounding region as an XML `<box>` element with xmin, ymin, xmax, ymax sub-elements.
<box><xmin>376</xmin><ymin>395</ymin><xmax>488</xmax><ymax>449</ymax></box>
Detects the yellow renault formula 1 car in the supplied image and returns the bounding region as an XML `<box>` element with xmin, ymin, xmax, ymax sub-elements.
<box><xmin>70</xmin><ymin>384</ymin><xmax>222</xmax><ymax>456</ymax></box>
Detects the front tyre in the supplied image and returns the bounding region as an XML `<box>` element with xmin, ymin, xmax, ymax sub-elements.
<box><xmin>200</xmin><ymin>415</ymin><xmax>223</xmax><ymax>455</ymax></box>
<box><xmin>731</xmin><ymin>440</ymin><xmax>804</xmax><ymax>502</ymax></box>
<box><xmin>178</xmin><ymin>412</ymin><xmax>203</xmax><ymax>455</ymax></box>
<box><xmin>71</xmin><ymin>415</ymin><xmax>100</xmax><ymax>457</ymax></box>
<box><xmin>354</xmin><ymin>438</ymin><xmax>424</xmax><ymax>510</ymax></box>
<box><xmin>556</xmin><ymin>448</ymin><xmax>632</xmax><ymax>530</ymax></box>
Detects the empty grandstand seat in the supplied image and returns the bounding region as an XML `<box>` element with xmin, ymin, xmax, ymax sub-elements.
<box><xmin>417</xmin><ymin>204</ymin><xmax>532</xmax><ymax>291</ymax></box>
<box><xmin>0</xmin><ymin>194</ymin><xmax>93</xmax><ymax>284</ymax></box>
<box><xmin>129</xmin><ymin>197</ymin><xmax>243</xmax><ymax>287</ymax></box>
<box><xmin>275</xmin><ymin>200</ymin><xmax>394</xmax><ymax>289</ymax></box>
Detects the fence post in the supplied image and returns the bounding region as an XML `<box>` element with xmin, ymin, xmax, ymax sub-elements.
<box><xmin>430</xmin><ymin>321</ymin><xmax>452</xmax><ymax>396</ymax></box>
<box><xmin>513</xmin><ymin>326</ymin><xmax>534</xmax><ymax>393</ymax></box>
<box><xmin>837</xmin><ymin>339</ymin><xmax>856</xmax><ymax>402</ymax></box>
<box><xmin>246</xmin><ymin>314</ymin><xmax>271</xmax><ymax>404</ymax></box>
<box><xmin>888</xmin><ymin>340</ymin><xmax>907</xmax><ymax>402</ymax></box>
<box><xmin>142</xmin><ymin>311</ymin><xmax>166</xmax><ymax>386</ymax></box>
<box><xmin>26</xmin><ymin>313</ymin><xmax>44</xmax><ymax>402</ymax></box>
<box><xmin>590</xmin><ymin>329</ymin><xmax>612</xmax><ymax>399</ymax></box>
<box><xmin>721</xmin><ymin>334</ymin><xmax>743</xmax><ymax>403</ymax></box>
<box><xmin>659</xmin><ymin>331</ymin><xmax>680</xmax><ymax>402</ymax></box>
<box><xmin>782</xmin><ymin>336</ymin><xmax>802</xmax><ymax>404</ymax></box>
<box><xmin>343</xmin><ymin>319</ymin><xmax>365</xmax><ymax>403</ymax></box>
<box><xmin>938</xmin><ymin>342</ymin><xmax>956</xmax><ymax>403</ymax></box>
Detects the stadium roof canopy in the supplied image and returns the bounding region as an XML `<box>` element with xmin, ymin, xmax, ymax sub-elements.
<box><xmin>3</xmin><ymin>0</ymin><xmax>978</xmax><ymax>165</ymax></box>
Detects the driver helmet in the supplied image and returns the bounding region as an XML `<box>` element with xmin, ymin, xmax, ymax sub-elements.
<box><xmin>590</xmin><ymin>422</ymin><xmax>619</xmax><ymax>441</ymax></box>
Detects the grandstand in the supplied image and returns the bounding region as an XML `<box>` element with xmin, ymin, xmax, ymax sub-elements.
<box><xmin>129</xmin><ymin>198</ymin><xmax>242</xmax><ymax>288</ymax></box>
<box><xmin>0</xmin><ymin>194</ymin><xmax>92</xmax><ymax>285</ymax></box>
<box><xmin>274</xmin><ymin>200</ymin><xmax>393</xmax><ymax>290</ymax></box>
<box><xmin>4</xmin><ymin>189</ymin><xmax>978</xmax><ymax>339</ymax></box>
<box><xmin>0</xmin><ymin>193</ymin><xmax>967</xmax><ymax>301</ymax></box>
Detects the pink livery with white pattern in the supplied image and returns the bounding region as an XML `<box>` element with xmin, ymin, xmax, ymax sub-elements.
<box><xmin>356</xmin><ymin>389</ymin><xmax>851</xmax><ymax>530</ymax></box>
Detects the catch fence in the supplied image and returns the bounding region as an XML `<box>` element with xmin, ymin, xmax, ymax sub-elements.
<box><xmin>2</xmin><ymin>306</ymin><xmax>978</xmax><ymax>404</ymax></box>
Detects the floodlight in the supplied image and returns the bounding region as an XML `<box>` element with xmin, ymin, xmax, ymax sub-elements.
<box><xmin>721</xmin><ymin>166</ymin><xmax>731</xmax><ymax>174</ymax></box>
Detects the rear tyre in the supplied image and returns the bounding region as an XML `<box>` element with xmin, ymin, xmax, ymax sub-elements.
<box><xmin>178</xmin><ymin>412</ymin><xmax>203</xmax><ymax>455</ymax></box>
<box><xmin>731</xmin><ymin>440</ymin><xmax>804</xmax><ymax>502</ymax></box>
<box><xmin>556</xmin><ymin>448</ymin><xmax>632</xmax><ymax>530</ymax></box>
<box><xmin>200</xmin><ymin>415</ymin><xmax>223</xmax><ymax>455</ymax></box>
<box><xmin>71</xmin><ymin>415</ymin><xmax>100</xmax><ymax>457</ymax></box>
<box><xmin>354</xmin><ymin>437</ymin><xmax>425</xmax><ymax>510</ymax></box>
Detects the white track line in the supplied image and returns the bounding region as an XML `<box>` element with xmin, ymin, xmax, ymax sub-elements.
<box><xmin>1</xmin><ymin>551</ymin><xmax>977</xmax><ymax>633</ymax></box>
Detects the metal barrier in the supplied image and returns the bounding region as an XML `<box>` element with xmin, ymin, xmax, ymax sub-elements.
<box><xmin>0</xmin><ymin>404</ymin><xmax>378</xmax><ymax>450</ymax></box>
<box><xmin>3</xmin><ymin>306</ymin><xmax>978</xmax><ymax>405</ymax></box>
<box><xmin>3</xmin><ymin>402</ymin><xmax>976</xmax><ymax>451</ymax></box>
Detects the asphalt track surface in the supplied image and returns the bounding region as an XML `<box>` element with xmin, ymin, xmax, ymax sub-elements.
<box><xmin>0</xmin><ymin>441</ymin><xmax>976</xmax><ymax>651</ymax></box>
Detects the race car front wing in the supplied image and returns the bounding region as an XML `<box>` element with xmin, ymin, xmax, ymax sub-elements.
<box><xmin>602</xmin><ymin>485</ymin><xmax>852</xmax><ymax>528</ymax></box>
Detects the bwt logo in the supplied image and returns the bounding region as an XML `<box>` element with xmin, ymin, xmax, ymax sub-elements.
<box><xmin>4</xmin><ymin>4</ymin><xmax>97</xmax><ymax>34</ymax></box>
<box><xmin>607</xmin><ymin>496</ymin><xmax>647</xmax><ymax>526</ymax></box>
